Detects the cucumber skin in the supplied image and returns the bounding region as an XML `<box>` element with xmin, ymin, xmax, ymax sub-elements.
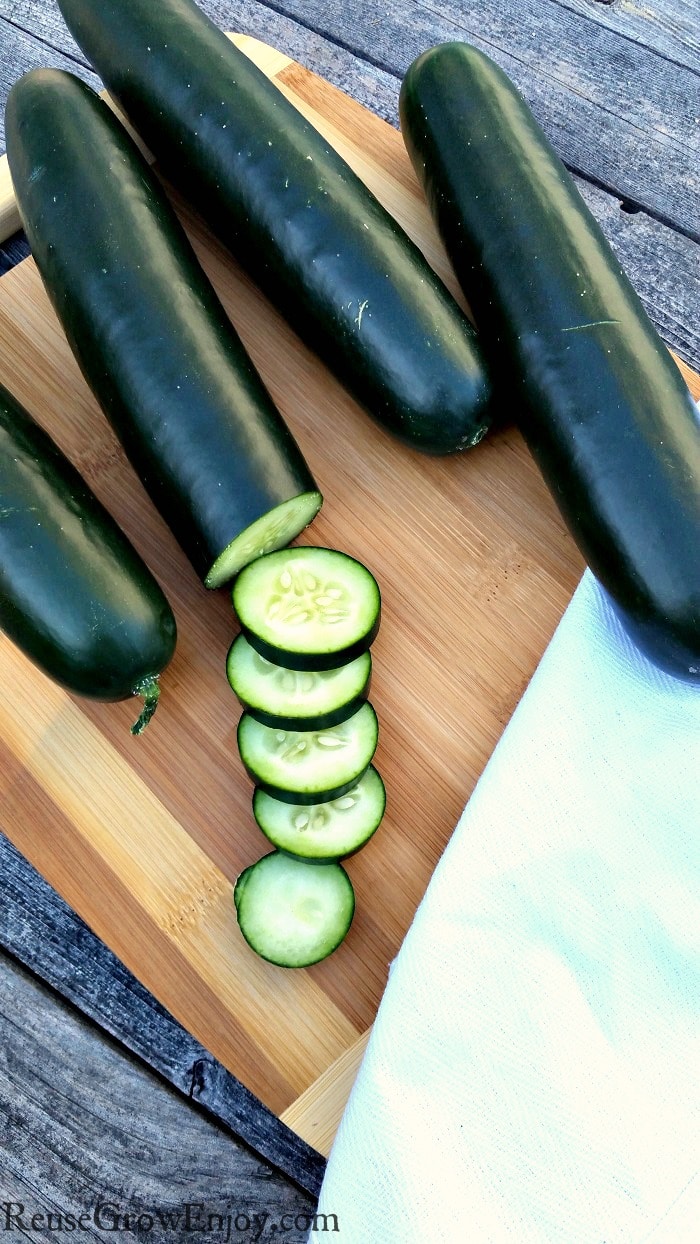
<box><xmin>400</xmin><ymin>43</ymin><xmax>700</xmax><ymax>681</ymax></box>
<box><xmin>237</xmin><ymin>683</ymin><xmax>371</xmax><ymax>732</ymax></box>
<box><xmin>237</xmin><ymin>701</ymin><xmax>378</xmax><ymax>805</ymax></box>
<box><xmin>5</xmin><ymin>70</ymin><xmax>319</xmax><ymax>586</ymax></box>
<box><xmin>237</xmin><ymin>616</ymin><xmax>381</xmax><ymax>674</ymax></box>
<box><xmin>252</xmin><ymin>766</ymin><xmax>386</xmax><ymax>862</ymax></box>
<box><xmin>0</xmin><ymin>383</ymin><xmax>176</xmax><ymax>701</ymax></box>
<box><xmin>56</xmin><ymin>0</ymin><xmax>494</xmax><ymax>455</ymax></box>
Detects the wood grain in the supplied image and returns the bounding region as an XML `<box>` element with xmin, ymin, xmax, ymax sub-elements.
<box><xmin>281</xmin><ymin>1030</ymin><xmax>371</xmax><ymax>1156</ymax></box>
<box><xmin>0</xmin><ymin>950</ymin><xmax>318</xmax><ymax>1238</ymax></box>
<box><xmin>0</xmin><ymin>38</ymin><xmax>697</xmax><ymax>1124</ymax></box>
<box><xmin>248</xmin><ymin>0</ymin><xmax>700</xmax><ymax>238</ymax></box>
<box><xmin>0</xmin><ymin>833</ymin><xmax>327</xmax><ymax>1195</ymax></box>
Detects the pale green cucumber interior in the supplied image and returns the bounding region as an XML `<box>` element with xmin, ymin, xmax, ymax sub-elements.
<box><xmin>233</xmin><ymin>546</ymin><xmax>380</xmax><ymax>657</ymax></box>
<box><xmin>228</xmin><ymin>634</ymin><xmax>371</xmax><ymax>718</ymax></box>
<box><xmin>254</xmin><ymin>766</ymin><xmax>386</xmax><ymax>858</ymax></box>
<box><xmin>236</xmin><ymin>852</ymin><xmax>354</xmax><ymax>966</ymax></box>
<box><xmin>204</xmin><ymin>491</ymin><xmax>323</xmax><ymax>589</ymax></box>
<box><xmin>239</xmin><ymin>701</ymin><xmax>378</xmax><ymax>795</ymax></box>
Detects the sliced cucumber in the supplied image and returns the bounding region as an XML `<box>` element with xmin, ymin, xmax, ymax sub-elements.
<box><xmin>252</xmin><ymin>766</ymin><xmax>386</xmax><ymax>861</ymax></box>
<box><xmin>234</xmin><ymin>852</ymin><xmax>355</xmax><ymax>967</ymax></box>
<box><xmin>233</xmin><ymin>864</ymin><xmax>254</xmax><ymax>910</ymax></box>
<box><xmin>237</xmin><ymin>701</ymin><xmax>378</xmax><ymax>804</ymax></box>
<box><xmin>232</xmin><ymin>547</ymin><xmax>381</xmax><ymax>671</ymax></box>
<box><xmin>226</xmin><ymin>633</ymin><xmax>372</xmax><ymax>730</ymax></box>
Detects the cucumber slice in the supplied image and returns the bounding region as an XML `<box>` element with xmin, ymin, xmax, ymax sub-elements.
<box><xmin>237</xmin><ymin>701</ymin><xmax>378</xmax><ymax>803</ymax></box>
<box><xmin>234</xmin><ymin>852</ymin><xmax>355</xmax><ymax>967</ymax></box>
<box><xmin>226</xmin><ymin>634</ymin><xmax>372</xmax><ymax>730</ymax></box>
<box><xmin>252</xmin><ymin>766</ymin><xmax>386</xmax><ymax>861</ymax></box>
<box><xmin>232</xmin><ymin>547</ymin><xmax>381</xmax><ymax>670</ymax></box>
<box><xmin>233</xmin><ymin>863</ymin><xmax>254</xmax><ymax>910</ymax></box>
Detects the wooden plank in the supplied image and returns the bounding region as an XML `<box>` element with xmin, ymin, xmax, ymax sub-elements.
<box><xmin>0</xmin><ymin>16</ymin><xmax>100</xmax><ymax>151</ymax></box>
<box><xmin>0</xmin><ymin>833</ymin><xmax>327</xmax><ymax>1198</ymax></box>
<box><xmin>0</xmin><ymin>949</ymin><xmax>318</xmax><ymax>1239</ymax></box>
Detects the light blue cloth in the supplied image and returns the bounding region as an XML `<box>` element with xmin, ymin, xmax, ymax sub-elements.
<box><xmin>315</xmin><ymin>569</ymin><xmax>700</xmax><ymax>1243</ymax></box>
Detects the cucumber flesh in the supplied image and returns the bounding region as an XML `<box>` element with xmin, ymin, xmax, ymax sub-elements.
<box><xmin>205</xmin><ymin>492</ymin><xmax>322</xmax><ymax>589</ymax></box>
<box><xmin>234</xmin><ymin>851</ymin><xmax>355</xmax><ymax>967</ymax></box>
<box><xmin>226</xmin><ymin>633</ymin><xmax>371</xmax><ymax>730</ymax></box>
<box><xmin>232</xmin><ymin>547</ymin><xmax>381</xmax><ymax>671</ymax></box>
<box><xmin>252</xmin><ymin>766</ymin><xmax>386</xmax><ymax>861</ymax></box>
<box><xmin>237</xmin><ymin>701</ymin><xmax>378</xmax><ymax>804</ymax></box>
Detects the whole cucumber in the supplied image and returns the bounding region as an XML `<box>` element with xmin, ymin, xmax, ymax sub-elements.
<box><xmin>0</xmin><ymin>382</ymin><xmax>176</xmax><ymax>733</ymax></box>
<box><xmin>56</xmin><ymin>0</ymin><xmax>494</xmax><ymax>454</ymax></box>
<box><xmin>6</xmin><ymin>69</ymin><xmax>322</xmax><ymax>590</ymax></box>
<box><xmin>400</xmin><ymin>42</ymin><xmax>700</xmax><ymax>681</ymax></box>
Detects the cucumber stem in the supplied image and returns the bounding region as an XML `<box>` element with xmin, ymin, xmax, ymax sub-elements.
<box><xmin>130</xmin><ymin>676</ymin><xmax>161</xmax><ymax>736</ymax></box>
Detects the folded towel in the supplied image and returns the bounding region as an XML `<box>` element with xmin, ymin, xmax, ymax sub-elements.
<box><xmin>314</xmin><ymin>568</ymin><xmax>700</xmax><ymax>1243</ymax></box>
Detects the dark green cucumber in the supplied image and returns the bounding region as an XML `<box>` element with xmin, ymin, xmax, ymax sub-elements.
<box><xmin>5</xmin><ymin>70</ymin><xmax>321</xmax><ymax>589</ymax></box>
<box><xmin>226</xmin><ymin>633</ymin><xmax>372</xmax><ymax>730</ymax></box>
<box><xmin>234</xmin><ymin>852</ymin><xmax>355</xmax><ymax>968</ymax></box>
<box><xmin>56</xmin><ymin>0</ymin><xmax>494</xmax><ymax>454</ymax></box>
<box><xmin>400</xmin><ymin>43</ymin><xmax>700</xmax><ymax>681</ymax></box>
<box><xmin>232</xmin><ymin>547</ymin><xmax>381</xmax><ymax>672</ymax></box>
<box><xmin>0</xmin><ymin>382</ymin><xmax>176</xmax><ymax>733</ymax></box>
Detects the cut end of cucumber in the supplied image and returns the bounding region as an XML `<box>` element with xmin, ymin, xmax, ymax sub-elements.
<box><xmin>204</xmin><ymin>491</ymin><xmax>323</xmax><ymax>589</ymax></box>
<box><xmin>235</xmin><ymin>851</ymin><xmax>355</xmax><ymax>967</ymax></box>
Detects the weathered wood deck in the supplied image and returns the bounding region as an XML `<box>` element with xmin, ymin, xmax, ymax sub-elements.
<box><xmin>0</xmin><ymin>0</ymin><xmax>698</xmax><ymax>1218</ymax></box>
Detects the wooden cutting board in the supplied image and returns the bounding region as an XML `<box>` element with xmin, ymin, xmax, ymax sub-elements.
<box><xmin>1</xmin><ymin>36</ymin><xmax>698</xmax><ymax>1126</ymax></box>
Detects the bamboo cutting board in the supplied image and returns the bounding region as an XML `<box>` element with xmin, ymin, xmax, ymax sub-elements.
<box><xmin>1</xmin><ymin>37</ymin><xmax>698</xmax><ymax>1127</ymax></box>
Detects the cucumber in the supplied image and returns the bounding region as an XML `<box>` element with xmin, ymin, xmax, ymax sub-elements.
<box><xmin>252</xmin><ymin>766</ymin><xmax>386</xmax><ymax>861</ymax></box>
<box><xmin>227</xmin><ymin>633</ymin><xmax>371</xmax><ymax>730</ymax></box>
<box><xmin>0</xmin><ymin>381</ymin><xmax>176</xmax><ymax>733</ymax></box>
<box><xmin>237</xmin><ymin>702</ymin><xmax>379</xmax><ymax>804</ymax></box>
<box><xmin>5</xmin><ymin>70</ymin><xmax>322</xmax><ymax>589</ymax></box>
<box><xmin>234</xmin><ymin>852</ymin><xmax>355</xmax><ymax>967</ymax></box>
<box><xmin>233</xmin><ymin>864</ymin><xmax>254</xmax><ymax>911</ymax></box>
<box><xmin>232</xmin><ymin>547</ymin><xmax>381</xmax><ymax>672</ymax></box>
<box><xmin>400</xmin><ymin>43</ymin><xmax>700</xmax><ymax>682</ymax></box>
<box><xmin>56</xmin><ymin>0</ymin><xmax>494</xmax><ymax>454</ymax></box>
